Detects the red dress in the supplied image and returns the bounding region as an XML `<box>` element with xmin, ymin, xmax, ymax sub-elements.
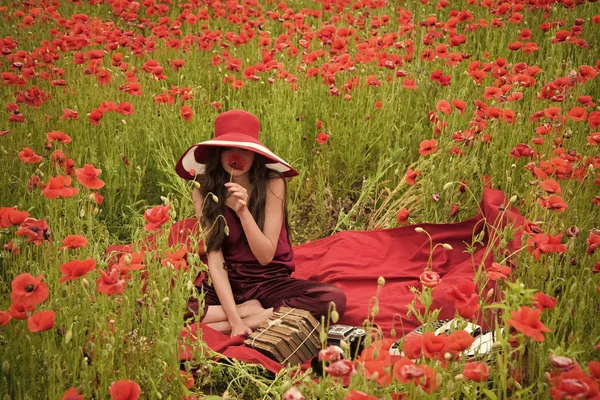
<box><xmin>185</xmin><ymin>206</ymin><xmax>346</xmax><ymax>321</ymax></box>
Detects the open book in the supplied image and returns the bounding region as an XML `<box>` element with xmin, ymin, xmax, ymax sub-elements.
<box><xmin>389</xmin><ymin>319</ymin><xmax>503</xmax><ymax>359</ymax></box>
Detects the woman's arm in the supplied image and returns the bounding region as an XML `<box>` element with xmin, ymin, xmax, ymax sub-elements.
<box><xmin>207</xmin><ymin>249</ymin><xmax>252</xmax><ymax>336</ymax></box>
<box><xmin>235</xmin><ymin>177</ymin><xmax>285</xmax><ymax>266</ymax></box>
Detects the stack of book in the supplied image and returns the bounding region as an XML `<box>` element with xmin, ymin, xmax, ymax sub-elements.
<box><xmin>244</xmin><ymin>307</ymin><xmax>321</xmax><ymax>366</ymax></box>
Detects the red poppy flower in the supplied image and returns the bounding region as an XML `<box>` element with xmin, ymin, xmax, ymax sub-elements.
<box><xmin>587</xmin><ymin>230</ymin><xmax>600</xmax><ymax>254</ymax></box>
<box><xmin>405</xmin><ymin>168</ymin><xmax>421</xmax><ymax>185</ymax></box>
<box><xmin>46</xmin><ymin>131</ymin><xmax>72</xmax><ymax>144</ymax></box>
<box><xmin>419</xmin><ymin>331</ymin><xmax>446</xmax><ymax>362</ymax></box>
<box><xmin>60</xmin><ymin>258</ymin><xmax>97</xmax><ymax>283</ymax></box>
<box><xmin>344</xmin><ymin>390</ymin><xmax>377</xmax><ymax>400</ymax></box>
<box><xmin>75</xmin><ymin>164</ymin><xmax>104</xmax><ymax>189</ymax></box>
<box><xmin>116</xmin><ymin>251</ymin><xmax>145</xmax><ymax>274</ymax></box>
<box><xmin>18</xmin><ymin>147</ymin><xmax>42</xmax><ymax>163</ymax></box>
<box><xmin>446</xmin><ymin>279</ymin><xmax>480</xmax><ymax>319</ymax></box>
<box><xmin>109</xmin><ymin>380</ymin><xmax>141</xmax><ymax>400</ymax></box>
<box><xmin>144</xmin><ymin>204</ymin><xmax>171</xmax><ymax>232</ymax></box>
<box><xmin>8</xmin><ymin>302</ymin><xmax>35</xmax><ymax>320</ymax></box>
<box><xmin>0</xmin><ymin>311</ymin><xmax>11</xmax><ymax>327</ymax></box>
<box><xmin>61</xmin><ymin>109</ymin><xmax>78</xmax><ymax>120</ymax></box>
<box><xmin>450</xmin><ymin>203</ymin><xmax>460</xmax><ymax>216</ymax></box>
<box><xmin>463</xmin><ymin>361</ymin><xmax>489</xmax><ymax>382</ymax></box>
<box><xmin>359</xmin><ymin>345</ymin><xmax>393</xmax><ymax>386</ymax></box>
<box><xmin>567</xmin><ymin>106</ymin><xmax>588</xmax><ymax>122</ymax></box>
<box><xmin>315</xmin><ymin>132</ymin><xmax>330</xmax><ymax>145</ymax></box>
<box><xmin>10</xmin><ymin>273</ymin><xmax>49</xmax><ymax>307</ymax></box>
<box><xmin>324</xmin><ymin>359</ymin><xmax>357</xmax><ymax>385</ymax></box>
<box><xmin>97</xmin><ymin>269</ymin><xmax>127</xmax><ymax>295</ymax></box>
<box><xmin>533</xmin><ymin>292</ymin><xmax>557</xmax><ymax>310</ymax></box>
<box><xmin>589</xmin><ymin>111</ymin><xmax>600</xmax><ymax>130</ymax></box>
<box><xmin>588</xmin><ymin>132</ymin><xmax>600</xmax><ymax>146</ymax></box>
<box><xmin>61</xmin><ymin>234</ymin><xmax>88</xmax><ymax>250</ymax></box>
<box><xmin>452</xmin><ymin>99</ymin><xmax>466</xmax><ymax>115</ymax></box>
<box><xmin>418</xmin><ymin>139</ymin><xmax>438</xmax><ymax>156</ymax></box>
<box><xmin>42</xmin><ymin>176</ymin><xmax>79</xmax><ymax>199</ymax></box>
<box><xmin>486</xmin><ymin>262</ymin><xmax>511</xmax><ymax>280</ymax></box>
<box><xmin>117</xmin><ymin>102</ymin><xmax>134</xmax><ymax>115</ymax></box>
<box><xmin>15</xmin><ymin>217</ymin><xmax>51</xmax><ymax>244</ymax></box>
<box><xmin>507</xmin><ymin>305</ymin><xmax>551</xmax><ymax>342</ymax></box>
<box><xmin>436</xmin><ymin>100</ymin><xmax>452</xmax><ymax>115</ymax></box>
<box><xmin>537</xmin><ymin>195</ymin><xmax>568</xmax><ymax>213</ymax></box>
<box><xmin>27</xmin><ymin>310</ymin><xmax>55</xmax><ymax>332</ymax></box>
<box><xmin>402</xmin><ymin>78</ymin><xmax>418</xmax><ymax>90</ymax></box>
<box><xmin>420</xmin><ymin>270</ymin><xmax>440</xmax><ymax>288</ymax></box>
<box><xmin>396</xmin><ymin>208</ymin><xmax>410</xmax><ymax>225</ymax></box>
<box><xmin>62</xmin><ymin>387</ymin><xmax>84</xmax><ymax>400</ymax></box>
<box><xmin>180</xmin><ymin>105</ymin><xmax>193</xmax><ymax>121</ymax></box>
<box><xmin>88</xmin><ymin>108</ymin><xmax>104</xmax><ymax>125</ymax></box>
<box><xmin>171</xmin><ymin>59</ymin><xmax>185</xmax><ymax>71</ymax></box>
<box><xmin>550</xmin><ymin>369</ymin><xmax>600</xmax><ymax>400</ymax></box>
<box><xmin>539</xmin><ymin>179</ymin><xmax>561</xmax><ymax>194</ymax></box>
<box><xmin>160</xmin><ymin>247</ymin><xmax>188</xmax><ymax>270</ymax></box>
<box><xmin>0</xmin><ymin>207</ymin><xmax>30</xmax><ymax>228</ymax></box>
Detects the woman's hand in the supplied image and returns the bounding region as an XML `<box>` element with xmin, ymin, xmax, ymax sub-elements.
<box><xmin>224</xmin><ymin>182</ymin><xmax>249</xmax><ymax>214</ymax></box>
<box><xmin>230</xmin><ymin>320</ymin><xmax>253</xmax><ymax>338</ymax></box>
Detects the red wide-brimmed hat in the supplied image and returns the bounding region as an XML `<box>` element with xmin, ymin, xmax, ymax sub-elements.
<box><xmin>175</xmin><ymin>110</ymin><xmax>299</xmax><ymax>180</ymax></box>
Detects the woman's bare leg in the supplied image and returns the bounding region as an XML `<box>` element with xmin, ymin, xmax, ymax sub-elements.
<box><xmin>201</xmin><ymin>299</ymin><xmax>264</xmax><ymax>324</ymax></box>
<box><xmin>206</xmin><ymin>307</ymin><xmax>274</xmax><ymax>335</ymax></box>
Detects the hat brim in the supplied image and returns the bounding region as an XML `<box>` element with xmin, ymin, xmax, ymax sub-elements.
<box><xmin>175</xmin><ymin>135</ymin><xmax>299</xmax><ymax>180</ymax></box>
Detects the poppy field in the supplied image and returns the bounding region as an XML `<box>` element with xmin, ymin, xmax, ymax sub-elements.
<box><xmin>1</xmin><ymin>0</ymin><xmax>600</xmax><ymax>398</ymax></box>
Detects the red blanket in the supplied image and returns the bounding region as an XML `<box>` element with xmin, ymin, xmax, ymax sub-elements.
<box><xmin>108</xmin><ymin>188</ymin><xmax>524</xmax><ymax>374</ymax></box>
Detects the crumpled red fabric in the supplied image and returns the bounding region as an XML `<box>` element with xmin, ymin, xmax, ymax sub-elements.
<box><xmin>107</xmin><ymin>188</ymin><xmax>524</xmax><ymax>374</ymax></box>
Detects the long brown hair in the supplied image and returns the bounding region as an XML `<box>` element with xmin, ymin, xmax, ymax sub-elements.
<box><xmin>195</xmin><ymin>146</ymin><xmax>292</xmax><ymax>253</ymax></box>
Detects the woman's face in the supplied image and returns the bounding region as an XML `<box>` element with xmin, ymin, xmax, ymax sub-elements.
<box><xmin>220</xmin><ymin>146</ymin><xmax>255</xmax><ymax>176</ymax></box>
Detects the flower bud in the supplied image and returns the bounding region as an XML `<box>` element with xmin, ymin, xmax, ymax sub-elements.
<box><xmin>124</xmin><ymin>254</ymin><xmax>132</xmax><ymax>266</ymax></box>
<box><xmin>415</xmin><ymin>227</ymin><xmax>425</xmax><ymax>233</ymax></box>
<box><xmin>320</xmin><ymin>330</ymin><xmax>328</xmax><ymax>344</ymax></box>
<box><xmin>82</xmin><ymin>278</ymin><xmax>90</xmax><ymax>289</ymax></box>
<box><xmin>509</xmin><ymin>195</ymin><xmax>517</xmax><ymax>203</ymax></box>
<box><xmin>377</xmin><ymin>276</ymin><xmax>386</xmax><ymax>286</ymax></box>
<box><xmin>160</xmin><ymin>196</ymin><xmax>170</xmax><ymax>205</ymax></box>
<box><xmin>89</xmin><ymin>193</ymin><xmax>97</xmax><ymax>202</ymax></box>
<box><xmin>211</xmin><ymin>194</ymin><xmax>218</xmax><ymax>202</ymax></box>
<box><xmin>442</xmin><ymin>243</ymin><xmax>453</xmax><ymax>250</ymax></box>
<box><xmin>193</xmin><ymin>181</ymin><xmax>201</xmax><ymax>188</ymax></box>
<box><xmin>455</xmin><ymin>374</ymin><xmax>464</xmax><ymax>381</ymax></box>
<box><xmin>331</xmin><ymin>310</ymin><xmax>339</xmax><ymax>324</ymax></box>
<box><xmin>371</xmin><ymin>305</ymin><xmax>379</xmax><ymax>316</ymax></box>
<box><xmin>2</xmin><ymin>361</ymin><xmax>9</xmax><ymax>373</ymax></box>
<box><xmin>390</xmin><ymin>328</ymin><xmax>396</xmax><ymax>338</ymax></box>
<box><xmin>162</xmin><ymin>297</ymin><xmax>170</xmax><ymax>304</ymax></box>
<box><xmin>80</xmin><ymin>208</ymin><xmax>85</xmax><ymax>218</ymax></box>
<box><xmin>444</xmin><ymin>352</ymin><xmax>452</xmax><ymax>360</ymax></box>
<box><xmin>65</xmin><ymin>329</ymin><xmax>73</xmax><ymax>344</ymax></box>
<box><xmin>224</xmin><ymin>225</ymin><xmax>230</xmax><ymax>236</ymax></box>
<box><xmin>443</xmin><ymin>182</ymin><xmax>454</xmax><ymax>191</ymax></box>
<box><xmin>486</xmin><ymin>288</ymin><xmax>495</xmax><ymax>299</ymax></box>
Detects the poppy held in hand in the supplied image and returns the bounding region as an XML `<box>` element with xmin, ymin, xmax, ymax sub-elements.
<box><xmin>226</xmin><ymin>152</ymin><xmax>247</xmax><ymax>171</ymax></box>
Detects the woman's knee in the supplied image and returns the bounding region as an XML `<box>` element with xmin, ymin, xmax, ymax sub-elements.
<box><xmin>318</xmin><ymin>286</ymin><xmax>346</xmax><ymax>318</ymax></box>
